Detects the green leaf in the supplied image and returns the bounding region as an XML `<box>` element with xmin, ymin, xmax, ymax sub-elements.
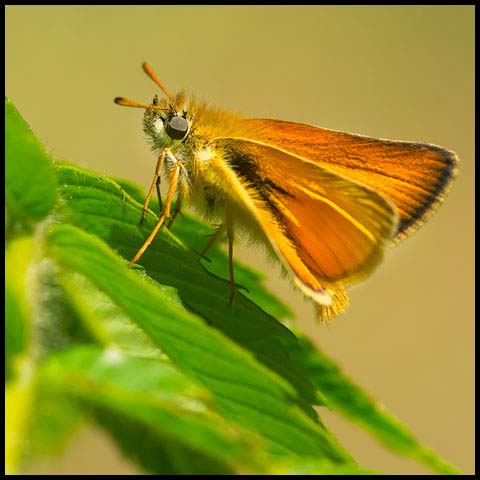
<box><xmin>5</xmin><ymin>370</ymin><xmax>37</xmax><ymax>474</ymax></box>
<box><xmin>114</xmin><ymin>177</ymin><xmax>294</xmax><ymax>321</ymax></box>
<box><xmin>284</xmin><ymin>335</ymin><xmax>459</xmax><ymax>475</ymax></box>
<box><xmin>174</xmin><ymin>215</ymin><xmax>294</xmax><ymax>320</ymax></box>
<box><xmin>5</xmin><ymin>237</ymin><xmax>34</xmax><ymax>379</ymax></box>
<box><xmin>24</xmin><ymin>379</ymin><xmax>84</xmax><ymax>463</ymax></box>
<box><xmin>5</xmin><ymin>236</ymin><xmax>37</xmax><ymax>474</ymax></box>
<box><xmin>46</xmin><ymin>223</ymin><xmax>352</xmax><ymax>464</ymax></box>
<box><xmin>6</xmin><ymin>237</ymin><xmax>87</xmax><ymax>470</ymax></box>
<box><xmin>270</xmin><ymin>459</ymin><xmax>378</xmax><ymax>475</ymax></box>
<box><xmin>40</xmin><ymin>346</ymin><xmax>258</xmax><ymax>474</ymax></box>
<box><xmin>5</xmin><ymin>97</ymin><xmax>57</xmax><ymax>228</ymax></box>
<box><xmin>58</xmin><ymin>271</ymin><xmax>162</xmax><ymax>358</ymax></box>
<box><xmin>54</xmin><ymin>162</ymin><xmax>320</xmax><ymax>416</ymax></box>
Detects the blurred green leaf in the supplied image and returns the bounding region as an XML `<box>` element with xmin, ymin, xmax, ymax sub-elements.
<box><xmin>269</xmin><ymin>459</ymin><xmax>378</xmax><ymax>475</ymax></box>
<box><xmin>5</xmin><ymin>98</ymin><xmax>57</xmax><ymax>229</ymax></box>
<box><xmin>5</xmin><ymin>238</ymin><xmax>88</xmax><ymax>470</ymax></box>
<box><xmin>5</xmin><ymin>237</ymin><xmax>34</xmax><ymax>379</ymax></box>
<box><xmin>58</xmin><ymin>271</ymin><xmax>162</xmax><ymax>358</ymax></box>
<box><xmin>5</xmin><ymin>236</ymin><xmax>37</xmax><ymax>474</ymax></box>
<box><xmin>40</xmin><ymin>346</ymin><xmax>259</xmax><ymax>474</ymax></box>
<box><xmin>284</xmin><ymin>335</ymin><xmax>459</xmax><ymax>475</ymax></box>
<box><xmin>24</xmin><ymin>380</ymin><xmax>84</xmax><ymax>462</ymax></box>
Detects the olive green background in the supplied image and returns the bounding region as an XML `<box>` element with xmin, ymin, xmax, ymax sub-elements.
<box><xmin>6</xmin><ymin>5</ymin><xmax>474</xmax><ymax>475</ymax></box>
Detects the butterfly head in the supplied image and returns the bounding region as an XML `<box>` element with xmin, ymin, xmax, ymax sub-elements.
<box><xmin>114</xmin><ymin>62</ymin><xmax>193</xmax><ymax>151</ymax></box>
<box><xmin>141</xmin><ymin>93</ymin><xmax>192</xmax><ymax>151</ymax></box>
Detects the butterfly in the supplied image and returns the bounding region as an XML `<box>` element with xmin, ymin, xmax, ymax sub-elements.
<box><xmin>115</xmin><ymin>62</ymin><xmax>458</xmax><ymax>322</ymax></box>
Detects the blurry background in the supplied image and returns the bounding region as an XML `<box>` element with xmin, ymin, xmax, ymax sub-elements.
<box><xmin>6</xmin><ymin>5</ymin><xmax>474</xmax><ymax>475</ymax></box>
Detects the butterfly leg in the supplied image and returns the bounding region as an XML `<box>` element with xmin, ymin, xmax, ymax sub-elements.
<box><xmin>226</xmin><ymin>212</ymin><xmax>235</xmax><ymax>305</ymax></box>
<box><xmin>140</xmin><ymin>150</ymin><xmax>166</xmax><ymax>225</ymax></box>
<box><xmin>198</xmin><ymin>215</ymin><xmax>235</xmax><ymax>304</ymax></box>
<box><xmin>166</xmin><ymin>195</ymin><xmax>182</xmax><ymax>229</ymax></box>
<box><xmin>199</xmin><ymin>224</ymin><xmax>226</xmax><ymax>258</ymax></box>
<box><xmin>129</xmin><ymin>157</ymin><xmax>181</xmax><ymax>266</ymax></box>
<box><xmin>155</xmin><ymin>176</ymin><xmax>163</xmax><ymax>213</ymax></box>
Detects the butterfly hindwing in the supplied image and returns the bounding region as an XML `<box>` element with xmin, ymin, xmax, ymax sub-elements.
<box><xmin>209</xmin><ymin>137</ymin><xmax>398</xmax><ymax>304</ymax></box>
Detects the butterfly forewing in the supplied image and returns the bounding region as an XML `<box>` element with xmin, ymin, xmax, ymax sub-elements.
<box><xmin>242</xmin><ymin>119</ymin><xmax>458</xmax><ymax>243</ymax></box>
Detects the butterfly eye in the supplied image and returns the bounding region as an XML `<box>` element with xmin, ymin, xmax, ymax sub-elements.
<box><xmin>165</xmin><ymin>115</ymin><xmax>189</xmax><ymax>140</ymax></box>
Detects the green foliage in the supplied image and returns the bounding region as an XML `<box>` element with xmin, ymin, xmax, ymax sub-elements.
<box><xmin>5</xmin><ymin>97</ymin><xmax>458</xmax><ymax>475</ymax></box>
<box><xmin>5</xmin><ymin>98</ymin><xmax>57</xmax><ymax>228</ymax></box>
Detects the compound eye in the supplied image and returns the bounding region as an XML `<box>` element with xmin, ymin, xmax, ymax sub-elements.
<box><xmin>165</xmin><ymin>115</ymin><xmax>189</xmax><ymax>140</ymax></box>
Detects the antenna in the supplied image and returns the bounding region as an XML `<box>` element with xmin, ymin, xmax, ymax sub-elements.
<box><xmin>142</xmin><ymin>62</ymin><xmax>173</xmax><ymax>101</ymax></box>
<box><xmin>114</xmin><ymin>97</ymin><xmax>168</xmax><ymax>109</ymax></box>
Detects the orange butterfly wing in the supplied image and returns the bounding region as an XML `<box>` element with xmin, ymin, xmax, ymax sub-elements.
<box><xmin>241</xmin><ymin>119</ymin><xmax>458</xmax><ymax>243</ymax></box>
<box><xmin>209</xmin><ymin>138</ymin><xmax>398</xmax><ymax>309</ymax></box>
